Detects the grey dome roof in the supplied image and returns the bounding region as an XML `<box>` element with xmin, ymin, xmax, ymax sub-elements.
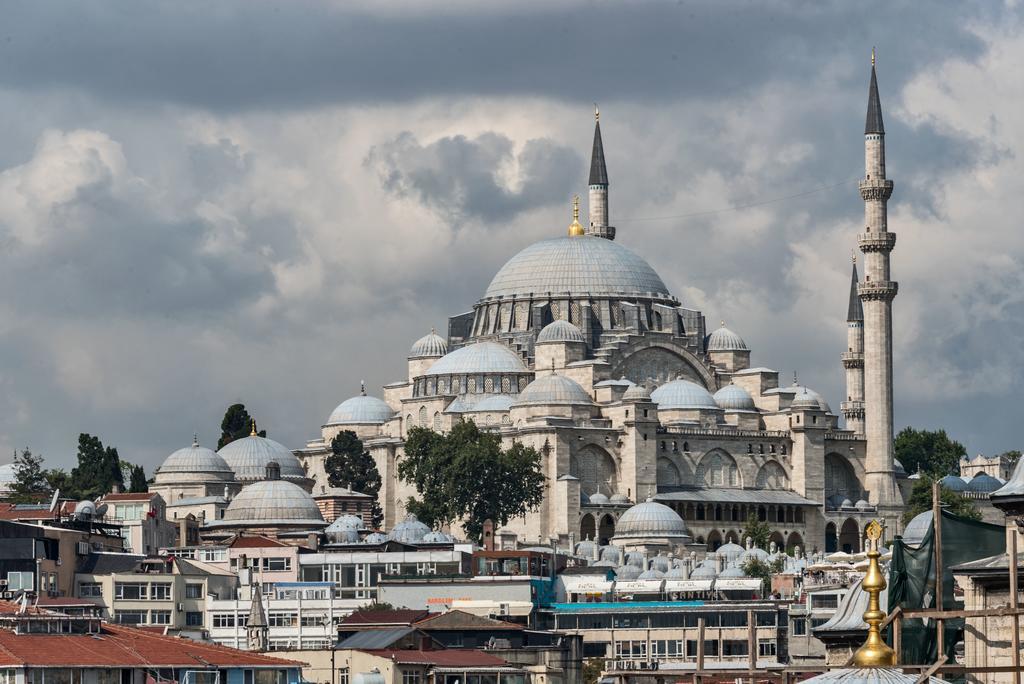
<box><xmin>894</xmin><ymin>459</ymin><xmax>907</xmax><ymax>475</ymax></box>
<box><xmin>515</xmin><ymin>373</ymin><xmax>592</xmax><ymax>406</ymax></box>
<box><xmin>157</xmin><ymin>441</ymin><xmax>234</xmax><ymax>478</ymax></box>
<box><xmin>788</xmin><ymin>385</ymin><xmax>831</xmax><ymax>413</ymax></box>
<box><xmin>716</xmin><ymin>542</ymin><xmax>745</xmax><ymax>561</ymax></box>
<box><xmin>791</xmin><ymin>389</ymin><xmax>820</xmax><ymax>410</ymax></box>
<box><xmin>221</xmin><ymin>480</ymin><xmax>324</xmax><ymax>525</ymax></box>
<box><xmin>966</xmin><ymin>473</ymin><xmax>1003</xmax><ymax>493</ymax></box>
<box><xmin>622</xmin><ymin>384</ymin><xmax>651</xmax><ymax>402</ymax></box>
<box><xmin>575</xmin><ymin>540</ymin><xmax>599</xmax><ymax>556</ymax></box>
<box><xmin>326</xmin><ymin>514</ymin><xmax>365</xmax><ymax>532</ymax></box>
<box><xmin>609</xmin><ymin>492</ymin><xmax>631</xmax><ymax>504</ymax></box>
<box><xmin>537</xmin><ymin>320</ymin><xmax>585</xmax><ymax>344</ymax></box>
<box><xmin>650</xmin><ymin>555</ymin><xmax>672</xmax><ymax>573</ymax></box>
<box><xmin>664</xmin><ymin>565</ymin><xmax>687</xmax><ymax>579</ymax></box>
<box><xmin>482</xmin><ymin>235</ymin><xmax>672</xmax><ymax>301</ymax></box>
<box><xmin>739</xmin><ymin>546</ymin><xmax>770</xmax><ymax>563</ymax></box>
<box><xmin>364</xmin><ymin>532</ymin><xmax>388</xmax><ymax>544</ymax></box>
<box><xmin>637</xmin><ymin>568</ymin><xmax>664</xmax><ymax>580</ymax></box>
<box><xmin>855</xmin><ymin>499</ymin><xmax>872</xmax><ymax>511</ymax></box>
<box><xmin>389</xmin><ymin>513</ymin><xmax>431</xmax><ymax>543</ymax></box>
<box><xmin>410</xmin><ymin>331</ymin><xmax>448</xmax><ymax>358</ymax></box>
<box><xmin>718</xmin><ymin>565</ymin><xmax>748</xmax><ymax>578</ymax></box>
<box><xmin>600</xmin><ymin>545</ymin><xmax>622</xmax><ymax>563</ymax></box>
<box><xmin>425</xmin><ymin>341</ymin><xmax>527</xmax><ymax>376</ymax></box>
<box><xmin>713</xmin><ymin>384</ymin><xmax>756</xmax><ymax>411</ymax></box>
<box><xmin>588</xmin><ymin>492</ymin><xmax>610</xmax><ymax>505</ymax></box>
<box><xmin>625</xmin><ymin>551</ymin><xmax>646</xmax><ymax>568</ymax></box>
<box><xmin>422</xmin><ymin>531</ymin><xmax>454</xmax><ymax>543</ymax></box>
<box><xmin>615</xmin><ymin>499</ymin><xmax>689</xmax><ymax>538</ymax></box>
<box><xmin>690</xmin><ymin>561</ymin><xmax>718</xmax><ymax>579</ymax></box>
<box><xmin>650</xmin><ymin>380</ymin><xmax>718</xmax><ymax>411</ymax></box>
<box><xmin>327</xmin><ymin>394</ymin><xmax>395</xmax><ymax>426</ymax></box>
<box><xmin>707</xmin><ymin>326</ymin><xmax>748</xmax><ymax>351</ymax></box>
<box><xmin>994</xmin><ymin>457</ymin><xmax>1024</xmax><ymax>499</ymax></box>
<box><xmin>615</xmin><ymin>565</ymin><xmax>642</xmax><ymax>580</ymax></box>
<box><xmin>939</xmin><ymin>474</ymin><xmax>968</xmax><ymax>492</ymax></box>
<box><xmin>901</xmin><ymin>510</ymin><xmax>933</xmax><ymax>546</ymax></box>
<box><xmin>218</xmin><ymin>435</ymin><xmax>306</xmax><ymax>483</ymax></box>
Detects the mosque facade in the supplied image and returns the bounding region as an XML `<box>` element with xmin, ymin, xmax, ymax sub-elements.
<box><xmin>150</xmin><ymin>64</ymin><xmax>909</xmax><ymax>555</ymax></box>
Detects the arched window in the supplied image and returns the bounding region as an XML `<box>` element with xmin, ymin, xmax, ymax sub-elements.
<box><xmin>683</xmin><ymin>442</ymin><xmax>689</xmax><ymax>452</ymax></box>
<box><xmin>657</xmin><ymin>457</ymin><xmax>682</xmax><ymax>487</ymax></box>
<box><xmin>695</xmin><ymin>450</ymin><xmax>740</xmax><ymax>488</ymax></box>
<box><xmin>570</xmin><ymin>446</ymin><xmax>619</xmax><ymax>497</ymax></box>
<box><xmin>755</xmin><ymin>461</ymin><xmax>789</xmax><ymax>490</ymax></box>
<box><xmin>432</xmin><ymin>411</ymin><xmax>441</xmax><ymax>431</ymax></box>
<box><xmin>418</xmin><ymin>406</ymin><xmax>427</xmax><ymax>427</ymax></box>
<box><xmin>467</xmin><ymin>377</ymin><xmax>476</xmax><ymax>393</ymax></box>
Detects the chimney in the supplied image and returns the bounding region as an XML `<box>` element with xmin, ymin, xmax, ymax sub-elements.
<box><xmin>482</xmin><ymin>519</ymin><xmax>495</xmax><ymax>551</ymax></box>
<box><xmin>306</xmin><ymin>532</ymin><xmax>319</xmax><ymax>551</ymax></box>
<box><xmin>111</xmin><ymin>483</ymin><xmax>122</xmax><ymax>495</ymax></box>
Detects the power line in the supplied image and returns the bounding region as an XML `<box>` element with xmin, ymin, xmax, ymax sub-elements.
<box><xmin>620</xmin><ymin>175</ymin><xmax>861</xmax><ymax>223</ymax></box>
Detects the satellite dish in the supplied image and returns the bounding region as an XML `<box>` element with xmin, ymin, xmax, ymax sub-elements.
<box><xmin>94</xmin><ymin>503</ymin><xmax>108</xmax><ymax>518</ymax></box>
<box><xmin>49</xmin><ymin>489</ymin><xmax>60</xmax><ymax>513</ymax></box>
<box><xmin>74</xmin><ymin>500</ymin><xmax>96</xmax><ymax>520</ymax></box>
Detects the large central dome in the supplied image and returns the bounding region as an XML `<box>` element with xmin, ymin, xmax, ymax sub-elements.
<box><xmin>481</xmin><ymin>236</ymin><xmax>673</xmax><ymax>301</ymax></box>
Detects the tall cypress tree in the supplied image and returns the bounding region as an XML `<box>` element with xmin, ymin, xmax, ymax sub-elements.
<box><xmin>69</xmin><ymin>434</ymin><xmax>124</xmax><ymax>499</ymax></box>
<box><xmin>218</xmin><ymin>403</ymin><xmax>266</xmax><ymax>449</ymax></box>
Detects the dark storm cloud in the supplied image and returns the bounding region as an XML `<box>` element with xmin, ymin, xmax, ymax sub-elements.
<box><xmin>366</xmin><ymin>132</ymin><xmax>582</xmax><ymax>223</ymax></box>
<box><xmin>0</xmin><ymin>1</ymin><xmax>999</xmax><ymax>111</ymax></box>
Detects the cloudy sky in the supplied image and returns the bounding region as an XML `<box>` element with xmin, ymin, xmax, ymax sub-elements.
<box><xmin>0</xmin><ymin>1</ymin><xmax>1022</xmax><ymax>474</ymax></box>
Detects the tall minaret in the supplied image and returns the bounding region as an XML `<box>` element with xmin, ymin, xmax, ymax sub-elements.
<box><xmin>587</xmin><ymin>106</ymin><xmax>614</xmax><ymax>240</ymax></box>
<box><xmin>858</xmin><ymin>51</ymin><xmax>899</xmax><ymax>505</ymax></box>
<box><xmin>841</xmin><ymin>255</ymin><xmax>865</xmax><ymax>434</ymax></box>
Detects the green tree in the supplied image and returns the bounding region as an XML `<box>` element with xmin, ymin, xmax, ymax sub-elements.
<box><xmin>741</xmin><ymin>513</ymin><xmax>772</xmax><ymax>550</ymax></box>
<box><xmin>998</xmin><ymin>450</ymin><xmax>1022</xmax><ymax>466</ymax></box>
<box><xmin>218</xmin><ymin>403</ymin><xmax>265</xmax><ymax>449</ymax></box>
<box><xmin>902</xmin><ymin>475</ymin><xmax>980</xmax><ymax>524</ymax></box>
<box><xmin>69</xmin><ymin>433</ymin><xmax>124</xmax><ymax>499</ymax></box>
<box><xmin>126</xmin><ymin>464</ymin><xmax>148</xmax><ymax>493</ymax></box>
<box><xmin>399</xmin><ymin>420</ymin><xmax>546</xmax><ymax>542</ymax></box>
<box><xmin>581</xmin><ymin>659</ymin><xmax>606</xmax><ymax>684</ymax></box>
<box><xmin>741</xmin><ymin>556</ymin><xmax>785</xmax><ymax>596</ymax></box>
<box><xmin>9</xmin><ymin>448</ymin><xmax>50</xmax><ymax>503</ymax></box>
<box><xmin>325</xmin><ymin>430</ymin><xmax>383</xmax><ymax>528</ymax></box>
<box><xmin>894</xmin><ymin>427</ymin><xmax>966</xmax><ymax>477</ymax></box>
<box><xmin>44</xmin><ymin>468</ymin><xmax>77</xmax><ymax>499</ymax></box>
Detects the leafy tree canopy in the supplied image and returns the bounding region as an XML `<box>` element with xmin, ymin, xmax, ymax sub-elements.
<box><xmin>9</xmin><ymin>448</ymin><xmax>50</xmax><ymax>503</ymax></box>
<box><xmin>741</xmin><ymin>556</ymin><xmax>785</xmax><ymax>595</ymax></box>
<box><xmin>218</xmin><ymin>403</ymin><xmax>265</xmax><ymax>449</ymax></box>
<box><xmin>44</xmin><ymin>469</ymin><xmax>76</xmax><ymax>499</ymax></box>
<box><xmin>399</xmin><ymin>420</ymin><xmax>546</xmax><ymax>542</ymax></box>
<box><xmin>997</xmin><ymin>450</ymin><xmax>1022</xmax><ymax>466</ymax></box>
<box><xmin>69</xmin><ymin>433</ymin><xmax>124</xmax><ymax>500</ymax></box>
<box><xmin>126</xmin><ymin>464</ymin><xmax>148</xmax><ymax>493</ymax></box>
<box><xmin>902</xmin><ymin>475</ymin><xmax>980</xmax><ymax>525</ymax></box>
<box><xmin>582</xmin><ymin>659</ymin><xmax>607</xmax><ymax>684</ymax></box>
<box><xmin>894</xmin><ymin>427</ymin><xmax>966</xmax><ymax>477</ymax></box>
<box><xmin>325</xmin><ymin>430</ymin><xmax>383</xmax><ymax>528</ymax></box>
<box><xmin>741</xmin><ymin>513</ymin><xmax>772</xmax><ymax>550</ymax></box>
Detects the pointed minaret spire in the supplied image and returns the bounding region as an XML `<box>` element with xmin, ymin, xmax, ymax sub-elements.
<box><xmin>865</xmin><ymin>49</ymin><xmax>885</xmax><ymax>135</ymax></box>
<box><xmin>587</xmin><ymin>106</ymin><xmax>614</xmax><ymax>240</ymax></box>
<box><xmin>847</xmin><ymin>255</ymin><xmax>864</xmax><ymax>322</ymax></box>
<box><xmin>842</xmin><ymin>253</ymin><xmax>866</xmax><ymax>434</ymax></box>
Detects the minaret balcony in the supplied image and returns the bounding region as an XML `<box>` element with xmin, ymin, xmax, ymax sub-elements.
<box><xmin>858</xmin><ymin>281</ymin><xmax>898</xmax><ymax>302</ymax></box>
<box><xmin>857</xmin><ymin>232</ymin><xmax>897</xmax><ymax>253</ymax></box>
<box><xmin>841</xmin><ymin>400</ymin><xmax>865</xmax><ymax>418</ymax></box>
<box><xmin>841</xmin><ymin>352</ymin><xmax>864</xmax><ymax>369</ymax></box>
<box><xmin>859</xmin><ymin>178</ymin><xmax>893</xmax><ymax>201</ymax></box>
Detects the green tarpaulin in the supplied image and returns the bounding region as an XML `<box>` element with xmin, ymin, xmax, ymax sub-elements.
<box><xmin>888</xmin><ymin>509</ymin><xmax>1004</xmax><ymax>664</ymax></box>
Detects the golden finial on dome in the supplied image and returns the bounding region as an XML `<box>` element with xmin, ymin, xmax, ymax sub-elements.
<box><xmin>568</xmin><ymin>195</ymin><xmax>585</xmax><ymax>236</ymax></box>
<box><xmin>872</xmin><ymin>46</ymin><xmax>876</xmax><ymax>67</ymax></box>
<box><xmin>250</xmin><ymin>419</ymin><xmax>258</xmax><ymax>437</ymax></box>
<box><xmin>852</xmin><ymin>520</ymin><xmax>896</xmax><ymax>667</ymax></box>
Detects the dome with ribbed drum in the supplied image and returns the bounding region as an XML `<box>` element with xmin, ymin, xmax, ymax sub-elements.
<box><xmin>622</xmin><ymin>383</ymin><xmax>651</xmax><ymax>402</ymax></box>
<box><xmin>326</xmin><ymin>391</ymin><xmax>395</xmax><ymax>426</ymax></box>
<box><xmin>410</xmin><ymin>330</ymin><xmax>448</xmax><ymax>358</ymax></box>
<box><xmin>651</xmin><ymin>379</ymin><xmax>718</xmax><ymax>411</ymax></box>
<box><xmin>156</xmin><ymin>440</ymin><xmax>234</xmax><ymax>480</ymax></box>
<box><xmin>514</xmin><ymin>373</ymin><xmax>592</xmax><ymax>406</ymax></box>
<box><xmin>425</xmin><ymin>341</ymin><xmax>528</xmax><ymax>376</ymax></box>
<box><xmin>706</xmin><ymin>325</ymin><xmax>748</xmax><ymax>351</ymax></box>
<box><xmin>217</xmin><ymin>480</ymin><xmax>325</xmax><ymax>527</ymax></box>
<box><xmin>939</xmin><ymin>474</ymin><xmax>968</xmax><ymax>492</ymax></box>
<box><xmin>218</xmin><ymin>434</ymin><xmax>307</xmax><ymax>483</ymax></box>
<box><xmin>791</xmin><ymin>389</ymin><xmax>821</xmax><ymax>411</ymax></box>
<box><xmin>389</xmin><ymin>513</ymin><xmax>431</xmax><ymax>543</ymax></box>
<box><xmin>614</xmin><ymin>499</ymin><xmax>689</xmax><ymax>538</ymax></box>
<box><xmin>482</xmin><ymin>235</ymin><xmax>672</xmax><ymax>301</ymax></box>
<box><xmin>537</xmin><ymin>320</ymin><xmax>586</xmax><ymax>344</ymax></box>
<box><xmin>966</xmin><ymin>473</ymin><xmax>1004</xmax><ymax>493</ymax></box>
<box><xmin>713</xmin><ymin>384</ymin><xmax>756</xmax><ymax>412</ymax></box>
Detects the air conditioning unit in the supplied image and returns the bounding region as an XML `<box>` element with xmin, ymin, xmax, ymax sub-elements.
<box><xmin>0</xmin><ymin>579</ymin><xmax>8</xmax><ymax>588</ymax></box>
<box><xmin>1</xmin><ymin>591</ymin><xmax>13</xmax><ymax>600</ymax></box>
<box><xmin>77</xmin><ymin>542</ymin><xmax>90</xmax><ymax>556</ymax></box>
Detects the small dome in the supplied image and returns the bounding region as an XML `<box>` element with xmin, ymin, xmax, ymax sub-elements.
<box><xmin>600</xmin><ymin>545</ymin><xmax>622</xmax><ymax>563</ymax></box>
<box><xmin>650</xmin><ymin>380</ymin><xmax>718</xmax><ymax>411</ymax></box>
<box><xmin>637</xmin><ymin>568</ymin><xmax>664</xmax><ymax>580</ymax></box>
<box><xmin>707</xmin><ymin>326</ymin><xmax>748</xmax><ymax>352</ymax></box>
<box><xmin>902</xmin><ymin>511</ymin><xmax>933</xmax><ymax>546</ymax></box>
<box><xmin>716</xmin><ymin>542</ymin><xmax>745</xmax><ymax>561</ymax></box>
<box><xmin>422</xmin><ymin>531</ymin><xmax>454</xmax><ymax>543</ymax></box>
<box><xmin>515</xmin><ymin>373</ymin><xmax>592</xmax><ymax>406</ymax></box>
<box><xmin>157</xmin><ymin>441</ymin><xmax>234</xmax><ymax>479</ymax></box>
<box><xmin>537</xmin><ymin>320</ymin><xmax>586</xmax><ymax>344</ymax></box>
<box><xmin>615</xmin><ymin>499</ymin><xmax>689</xmax><ymax>538</ymax></box>
<box><xmin>622</xmin><ymin>384</ymin><xmax>652</xmax><ymax>402</ymax></box>
<box><xmin>575</xmin><ymin>540</ymin><xmax>599</xmax><ymax>557</ymax></box>
<box><xmin>222</xmin><ymin>480</ymin><xmax>325</xmax><ymax>525</ymax></box>
<box><xmin>791</xmin><ymin>389</ymin><xmax>820</xmax><ymax>411</ymax></box>
<box><xmin>328</xmin><ymin>528</ymin><xmax>359</xmax><ymax>544</ymax></box>
<box><xmin>966</xmin><ymin>473</ymin><xmax>1004</xmax><ymax>493</ymax></box>
<box><xmin>690</xmin><ymin>561</ymin><xmax>718</xmax><ymax>579</ymax></box>
<box><xmin>894</xmin><ymin>459</ymin><xmax>907</xmax><ymax>476</ymax></box>
<box><xmin>326</xmin><ymin>393</ymin><xmax>395</xmax><ymax>426</ymax></box>
<box><xmin>609</xmin><ymin>493</ymin><xmax>630</xmax><ymax>504</ymax></box>
<box><xmin>840</xmin><ymin>498</ymin><xmax>854</xmax><ymax>509</ymax></box>
<box><xmin>615</xmin><ymin>565</ymin><xmax>642</xmax><ymax>580</ymax></box>
<box><xmin>855</xmin><ymin>499</ymin><xmax>872</xmax><ymax>511</ymax></box>
<box><xmin>718</xmin><ymin>565</ymin><xmax>748</xmax><ymax>579</ymax></box>
<box><xmin>364</xmin><ymin>532</ymin><xmax>388</xmax><ymax>544</ymax></box>
<box><xmin>425</xmin><ymin>341</ymin><xmax>527</xmax><ymax>376</ymax></box>
<box><xmin>788</xmin><ymin>385</ymin><xmax>831</xmax><ymax>413</ymax></box>
<box><xmin>739</xmin><ymin>546</ymin><xmax>770</xmax><ymax>563</ymax></box>
<box><xmin>326</xmin><ymin>514</ymin><xmax>365</xmax><ymax>532</ymax></box>
<box><xmin>939</xmin><ymin>474</ymin><xmax>968</xmax><ymax>492</ymax></box>
<box><xmin>664</xmin><ymin>565</ymin><xmax>687</xmax><ymax>579</ymax></box>
<box><xmin>410</xmin><ymin>330</ymin><xmax>448</xmax><ymax>358</ymax></box>
<box><xmin>588</xmin><ymin>492</ymin><xmax>610</xmax><ymax>505</ymax></box>
<box><xmin>389</xmin><ymin>513</ymin><xmax>431</xmax><ymax>543</ymax></box>
<box><xmin>650</xmin><ymin>555</ymin><xmax>672</xmax><ymax>573</ymax></box>
<box><xmin>625</xmin><ymin>552</ymin><xmax>646</xmax><ymax>568</ymax></box>
<box><xmin>218</xmin><ymin>435</ymin><xmax>306</xmax><ymax>483</ymax></box>
<box><xmin>713</xmin><ymin>384</ymin><xmax>756</xmax><ymax>412</ymax></box>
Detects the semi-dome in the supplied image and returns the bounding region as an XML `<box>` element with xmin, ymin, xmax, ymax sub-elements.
<box><xmin>514</xmin><ymin>373</ymin><xmax>592</xmax><ymax>406</ymax></box>
<box><xmin>220</xmin><ymin>480</ymin><xmax>325</xmax><ymax>526</ymax></box>
<box><xmin>482</xmin><ymin>236</ymin><xmax>672</xmax><ymax>301</ymax></box>
<box><xmin>410</xmin><ymin>330</ymin><xmax>448</xmax><ymax>358</ymax></box>
<box><xmin>713</xmin><ymin>384</ymin><xmax>756</xmax><ymax>412</ymax></box>
<box><xmin>326</xmin><ymin>392</ymin><xmax>395</xmax><ymax>426</ymax></box>
<box><xmin>966</xmin><ymin>473</ymin><xmax>1003</xmax><ymax>493</ymax></box>
<box><xmin>706</xmin><ymin>326</ymin><xmax>748</xmax><ymax>352</ymax></box>
<box><xmin>622</xmin><ymin>384</ymin><xmax>651</xmax><ymax>402</ymax></box>
<box><xmin>425</xmin><ymin>341</ymin><xmax>528</xmax><ymax>376</ymax></box>
<box><xmin>615</xmin><ymin>499</ymin><xmax>689</xmax><ymax>538</ymax></box>
<box><xmin>389</xmin><ymin>513</ymin><xmax>431</xmax><ymax>543</ymax></box>
<box><xmin>650</xmin><ymin>379</ymin><xmax>718</xmax><ymax>411</ymax></box>
<box><xmin>939</xmin><ymin>474</ymin><xmax>968</xmax><ymax>492</ymax></box>
<box><xmin>218</xmin><ymin>435</ymin><xmax>306</xmax><ymax>483</ymax></box>
<box><xmin>537</xmin><ymin>320</ymin><xmax>586</xmax><ymax>344</ymax></box>
<box><xmin>157</xmin><ymin>440</ymin><xmax>234</xmax><ymax>479</ymax></box>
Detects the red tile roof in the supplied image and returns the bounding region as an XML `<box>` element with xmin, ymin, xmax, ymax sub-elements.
<box><xmin>35</xmin><ymin>597</ymin><xmax>101</xmax><ymax>607</ymax></box>
<box><xmin>229</xmin><ymin>535</ymin><xmax>288</xmax><ymax>549</ymax></box>
<box><xmin>100</xmin><ymin>493</ymin><xmax>158</xmax><ymax>501</ymax></box>
<box><xmin>339</xmin><ymin>609</ymin><xmax>429</xmax><ymax>627</ymax></box>
<box><xmin>0</xmin><ymin>504</ymin><xmax>57</xmax><ymax>521</ymax></box>
<box><xmin>414</xmin><ymin>610</ymin><xmax>524</xmax><ymax>631</ymax></box>
<box><xmin>362</xmin><ymin>649</ymin><xmax>510</xmax><ymax>667</ymax></box>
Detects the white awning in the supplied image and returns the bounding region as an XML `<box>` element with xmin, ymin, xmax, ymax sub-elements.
<box><xmin>664</xmin><ymin>579</ymin><xmax>713</xmax><ymax>592</ymax></box>
<box><xmin>561</xmin><ymin>576</ymin><xmax>613</xmax><ymax>594</ymax></box>
<box><xmin>714</xmin><ymin>578</ymin><xmax>763</xmax><ymax>591</ymax></box>
<box><xmin>614</xmin><ymin>580</ymin><xmax>664</xmax><ymax>594</ymax></box>
<box><xmin>449</xmin><ymin>599</ymin><xmax>533</xmax><ymax>616</ymax></box>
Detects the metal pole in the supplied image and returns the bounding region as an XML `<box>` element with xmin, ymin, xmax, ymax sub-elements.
<box><xmin>1010</xmin><ymin>529</ymin><xmax>1020</xmax><ymax>684</ymax></box>
<box><xmin>932</xmin><ymin>481</ymin><xmax>945</xmax><ymax>664</ymax></box>
<box><xmin>748</xmin><ymin>609</ymin><xmax>756</xmax><ymax>674</ymax></box>
<box><xmin>697</xmin><ymin>616</ymin><xmax>705</xmax><ymax>674</ymax></box>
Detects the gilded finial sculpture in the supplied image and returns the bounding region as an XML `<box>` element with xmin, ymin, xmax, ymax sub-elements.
<box><xmin>250</xmin><ymin>419</ymin><xmax>258</xmax><ymax>436</ymax></box>
<box><xmin>872</xmin><ymin>46</ymin><xmax>876</xmax><ymax>67</ymax></box>
<box><xmin>852</xmin><ymin>520</ymin><xmax>896</xmax><ymax>667</ymax></box>
<box><xmin>360</xmin><ymin>380</ymin><xmax>366</xmax><ymax>396</ymax></box>
<box><xmin>568</xmin><ymin>195</ymin><xmax>585</xmax><ymax>236</ymax></box>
